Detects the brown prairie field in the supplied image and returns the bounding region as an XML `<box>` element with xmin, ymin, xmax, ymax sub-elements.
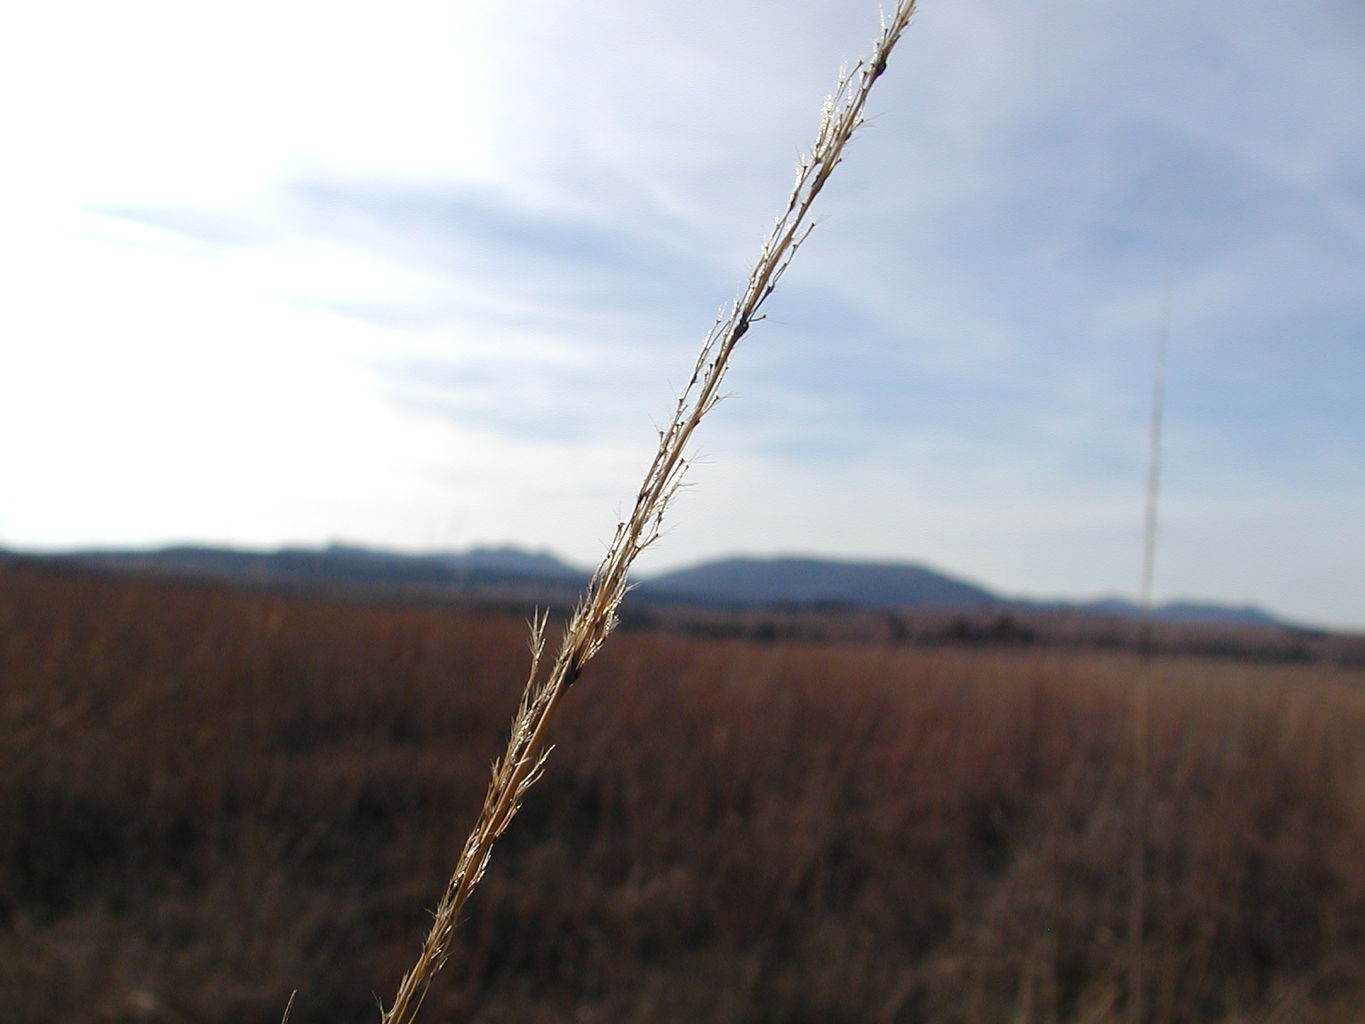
<box><xmin>1</xmin><ymin>559</ymin><xmax>1363</xmax><ymax>1024</ymax></box>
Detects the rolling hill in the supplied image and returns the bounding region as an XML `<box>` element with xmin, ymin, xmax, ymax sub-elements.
<box><xmin>9</xmin><ymin>542</ymin><xmax>1296</xmax><ymax>628</ymax></box>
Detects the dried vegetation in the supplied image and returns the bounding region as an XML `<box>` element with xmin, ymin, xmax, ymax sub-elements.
<box><xmin>2</xmin><ymin>560</ymin><xmax>1362</xmax><ymax>1023</ymax></box>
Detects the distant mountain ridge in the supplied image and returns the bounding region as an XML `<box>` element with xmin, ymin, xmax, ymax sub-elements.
<box><xmin>1007</xmin><ymin>595</ymin><xmax>1286</xmax><ymax>628</ymax></box>
<box><xmin>638</xmin><ymin>555</ymin><xmax>996</xmax><ymax>609</ymax></box>
<box><xmin>54</xmin><ymin>542</ymin><xmax>589</xmax><ymax>594</ymax></box>
<box><xmin>641</xmin><ymin>555</ymin><xmax>1288</xmax><ymax>626</ymax></box>
<box><xmin>25</xmin><ymin>542</ymin><xmax>1290</xmax><ymax>628</ymax></box>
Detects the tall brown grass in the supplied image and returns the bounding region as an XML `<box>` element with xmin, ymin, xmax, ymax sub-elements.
<box><xmin>2</xmin><ymin>560</ymin><xmax>1363</xmax><ymax>1023</ymax></box>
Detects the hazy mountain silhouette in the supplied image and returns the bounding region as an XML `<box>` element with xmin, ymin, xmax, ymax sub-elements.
<box><xmin>25</xmin><ymin>543</ymin><xmax>1290</xmax><ymax>627</ymax></box>
<box><xmin>638</xmin><ymin>555</ymin><xmax>996</xmax><ymax>609</ymax></box>
<box><xmin>1016</xmin><ymin>595</ymin><xmax>1284</xmax><ymax>627</ymax></box>
<box><xmin>55</xmin><ymin>543</ymin><xmax>588</xmax><ymax>593</ymax></box>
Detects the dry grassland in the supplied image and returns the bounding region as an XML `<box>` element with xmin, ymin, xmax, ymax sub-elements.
<box><xmin>2</xmin><ymin>561</ymin><xmax>1362</xmax><ymax>1023</ymax></box>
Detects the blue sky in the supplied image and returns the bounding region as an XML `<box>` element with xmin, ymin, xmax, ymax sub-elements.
<box><xmin>2</xmin><ymin>0</ymin><xmax>1362</xmax><ymax>629</ymax></box>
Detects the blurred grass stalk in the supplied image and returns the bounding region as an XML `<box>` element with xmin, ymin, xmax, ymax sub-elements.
<box><xmin>380</xmin><ymin>3</ymin><xmax>919</xmax><ymax>1022</ymax></box>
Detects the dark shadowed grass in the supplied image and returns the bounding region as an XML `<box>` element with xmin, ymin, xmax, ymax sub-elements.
<box><xmin>2</xmin><ymin>561</ymin><xmax>1363</xmax><ymax>1023</ymax></box>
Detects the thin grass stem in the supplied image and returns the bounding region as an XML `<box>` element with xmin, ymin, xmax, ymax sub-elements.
<box><xmin>377</xmin><ymin>4</ymin><xmax>919</xmax><ymax>1022</ymax></box>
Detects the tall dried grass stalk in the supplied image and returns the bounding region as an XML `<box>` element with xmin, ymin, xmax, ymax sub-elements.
<box><xmin>1129</xmin><ymin>295</ymin><xmax>1169</xmax><ymax>1023</ymax></box>
<box><xmin>379</xmin><ymin>3</ymin><xmax>918</xmax><ymax>1021</ymax></box>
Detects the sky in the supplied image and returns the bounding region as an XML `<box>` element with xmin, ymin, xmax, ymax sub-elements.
<box><xmin>1</xmin><ymin>0</ymin><xmax>1362</xmax><ymax>630</ymax></box>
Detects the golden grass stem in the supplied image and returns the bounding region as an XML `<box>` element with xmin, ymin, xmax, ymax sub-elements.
<box><xmin>379</xmin><ymin>4</ymin><xmax>919</xmax><ymax>1022</ymax></box>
